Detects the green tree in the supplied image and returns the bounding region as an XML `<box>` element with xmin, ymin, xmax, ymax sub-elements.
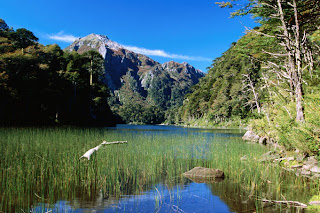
<box><xmin>10</xmin><ymin>28</ymin><xmax>38</xmax><ymax>49</ymax></box>
<box><xmin>216</xmin><ymin>0</ymin><xmax>320</xmax><ymax>122</ymax></box>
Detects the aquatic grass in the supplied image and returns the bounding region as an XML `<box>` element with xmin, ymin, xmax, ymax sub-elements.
<box><xmin>0</xmin><ymin>126</ymin><xmax>319</xmax><ymax>212</ymax></box>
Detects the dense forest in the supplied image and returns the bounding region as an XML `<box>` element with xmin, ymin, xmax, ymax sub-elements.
<box><xmin>0</xmin><ymin>19</ymin><xmax>116</xmax><ymax>126</ymax></box>
<box><xmin>180</xmin><ymin>0</ymin><xmax>320</xmax><ymax>155</ymax></box>
<box><xmin>110</xmin><ymin>61</ymin><xmax>204</xmax><ymax>125</ymax></box>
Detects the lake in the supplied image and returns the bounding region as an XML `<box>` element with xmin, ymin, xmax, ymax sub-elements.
<box><xmin>0</xmin><ymin>125</ymin><xmax>317</xmax><ymax>212</ymax></box>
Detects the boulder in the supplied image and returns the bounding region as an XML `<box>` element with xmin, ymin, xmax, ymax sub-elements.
<box><xmin>287</xmin><ymin>157</ymin><xmax>295</xmax><ymax>161</ymax></box>
<box><xmin>302</xmin><ymin>165</ymin><xmax>311</xmax><ymax>170</ymax></box>
<box><xmin>311</xmin><ymin>166</ymin><xmax>320</xmax><ymax>174</ymax></box>
<box><xmin>303</xmin><ymin>156</ymin><xmax>318</xmax><ymax>166</ymax></box>
<box><xmin>300</xmin><ymin>169</ymin><xmax>311</xmax><ymax>176</ymax></box>
<box><xmin>183</xmin><ymin>167</ymin><xmax>224</xmax><ymax>183</ymax></box>
<box><xmin>242</xmin><ymin>131</ymin><xmax>260</xmax><ymax>142</ymax></box>
<box><xmin>259</xmin><ymin>136</ymin><xmax>267</xmax><ymax>145</ymax></box>
<box><xmin>309</xmin><ymin>201</ymin><xmax>320</xmax><ymax>206</ymax></box>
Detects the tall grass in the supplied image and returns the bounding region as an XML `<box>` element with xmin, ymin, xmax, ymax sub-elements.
<box><xmin>0</xmin><ymin>127</ymin><xmax>318</xmax><ymax>212</ymax></box>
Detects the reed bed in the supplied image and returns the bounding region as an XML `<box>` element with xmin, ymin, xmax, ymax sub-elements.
<box><xmin>0</xmin><ymin>127</ymin><xmax>318</xmax><ymax>212</ymax></box>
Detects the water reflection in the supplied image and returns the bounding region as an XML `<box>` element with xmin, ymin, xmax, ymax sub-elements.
<box><xmin>34</xmin><ymin>181</ymin><xmax>232</xmax><ymax>213</ymax></box>
<box><xmin>34</xmin><ymin>178</ymin><xmax>299</xmax><ymax>213</ymax></box>
<box><xmin>106</xmin><ymin>124</ymin><xmax>245</xmax><ymax>137</ymax></box>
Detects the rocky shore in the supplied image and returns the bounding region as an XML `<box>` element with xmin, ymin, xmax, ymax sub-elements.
<box><xmin>242</xmin><ymin>130</ymin><xmax>320</xmax><ymax>179</ymax></box>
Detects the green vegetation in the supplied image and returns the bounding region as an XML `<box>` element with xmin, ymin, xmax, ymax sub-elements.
<box><xmin>308</xmin><ymin>195</ymin><xmax>320</xmax><ymax>212</ymax></box>
<box><xmin>180</xmin><ymin>30</ymin><xmax>271</xmax><ymax>124</ymax></box>
<box><xmin>0</xmin><ymin>127</ymin><xmax>319</xmax><ymax>212</ymax></box>
<box><xmin>108</xmin><ymin>70</ymin><xmax>165</xmax><ymax>124</ymax></box>
<box><xmin>0</xmin><ymin>19</ymin><xmax>115</xmax><ymax>126</ymax></box>
<box><xmin>110</xmin><ymin>62</ymin><xmax>203</xmax><ymax>125</ymax></box>
<box><xmin>180</xmin><ymin>0</ymin><xmax>320</xmax><ymax>155</ymax></box>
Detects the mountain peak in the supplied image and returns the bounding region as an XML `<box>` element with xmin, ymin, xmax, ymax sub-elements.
<box><xmin>65</xmin><ymin>33</ymin><xmax>124</xmax><ymax>56</ymax></box>
<box><xmin>161</xmin><ymin>61</ymin><xmax>204</xmax><ymax>75</ymax></box>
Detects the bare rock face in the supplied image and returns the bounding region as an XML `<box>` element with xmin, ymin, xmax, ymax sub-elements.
<box><xmin>65</xmin><ymin>34</ymin><xmax>204</xmax><ymax>92</ymax></box>
<box><xmin>183</xmin><ymin>167</ymin><xmax>224</xmax><ymax>183</ymax></box>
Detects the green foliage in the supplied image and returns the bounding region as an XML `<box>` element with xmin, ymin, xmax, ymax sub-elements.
<box><xmin>251</xmin><ymin>88</ymin><xmax>320</xmax><ymax>155</ymax></box>
<box><xmin>308</xmin><ymin>195</ymin><xmax>320</xmax><ymax>212</ymax></box>
<box><xmin>180</xmin><ymin>29</ymin><xmax>273</xmax><ymax>124</ymax></box>
<box><xmin>148</xmin><ymin>72</ymin><xmax>172</xmax><ymax>109</ymax></box>
<box><xmin>0</xmin><ymin>21</ymin><xmax>114</xmax><ymax>126</ymax></box>
<box><xmin>9</xmin><ymin>28</ymin><xmax>38</xmax><ymax>49</ymax></box>
<box><xmin>113</xmin><ymin>71</ymin><xmax>165</xmax><ymax>124</ymax></box>
<box><xmin>181</xmin><ymin>0</ymin><xmax>320</xmax><ymax>156</ymax></box>
<box><xmin>110</xmin><ymin>62</ymin><xmax>199</xmax><ymax>124</ymax></box>
<box><xmin>119</xmin><ymin>103</ymin><xmax>164</xmax><ymax>124</ymax></box>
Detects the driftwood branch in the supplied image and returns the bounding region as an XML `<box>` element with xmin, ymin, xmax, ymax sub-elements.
<box><xmin>262</xmin><ymin>199</ymin><xmax>307</xmax><ymax>208</ymax></box>
<box><xmin>80</xmin><ymin>141</ymin><xmax>127</xmax><ymax>160</ymax></box>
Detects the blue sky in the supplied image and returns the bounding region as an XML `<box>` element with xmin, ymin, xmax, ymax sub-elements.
<box><xmin>1</xmin><ymin>0</ymin><xmax>257</xmax><ymax>72</ymax></box>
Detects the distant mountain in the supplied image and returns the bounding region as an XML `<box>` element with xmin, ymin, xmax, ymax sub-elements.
<box><xmin>65</xmin><ymin>33</ymin><xmax>205</xmax><ymax>124</ymax></box>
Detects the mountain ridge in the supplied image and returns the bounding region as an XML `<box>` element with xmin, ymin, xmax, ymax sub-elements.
<box><xmin>65</xmin><ymin>33</ymin><xmax>205</xmax><ymax>124</ymax></box>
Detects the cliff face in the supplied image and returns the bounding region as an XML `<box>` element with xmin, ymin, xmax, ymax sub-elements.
<box><xmin>65</xmin><ymin>33</ymin><xmax>205</xmax><ymax>123</ymax></box>
<box><xmin>65</xmin><ymin>34</ymin><xmax>159</xmax><ymax>92</ymax></box>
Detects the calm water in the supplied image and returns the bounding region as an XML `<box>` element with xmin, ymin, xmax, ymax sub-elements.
<box><xmin>31</xmin><ymin>125</ymin><xmax>252</xmax><ymax>212</ymax></box>
<box><xmin>1</xmin><ymin>125</ymin><xmax>310</xmax><ymax>212</ymax></box>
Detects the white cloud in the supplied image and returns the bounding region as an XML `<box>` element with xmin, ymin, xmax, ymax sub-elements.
<box><xmin>48</xmin><ymin>32</ymin><xmax>78</xmax><ymax>43</ymax></box>
<box><xmin>122</xmin><ymin>45</ymin><xmax>212</xmax><ymax>62</ymax></box>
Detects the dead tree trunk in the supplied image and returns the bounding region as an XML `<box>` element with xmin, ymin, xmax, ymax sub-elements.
<box><xmin>80</xmin><ymin>141</ymin><xmax>127</xmax><ymax>160</ymax></box>
<box><xmin>292</xmin><ymin>0</ymin><xmax>305</xmax><ymax>122</ymax></box>
<box><xmin>277</xmin><ymin>0</ymin><xmax>305</xmax><ymax>122</ymax></box>
<box><xmin>243</xmin><ymin>74</ymin><xmax>261</xmax><ymax>114</ymax></box>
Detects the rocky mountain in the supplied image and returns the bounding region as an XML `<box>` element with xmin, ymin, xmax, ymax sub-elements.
<box><xmin>65</xmin><ymin>33</ymin><xmax>205</xmax><ymax>124</ymax></box>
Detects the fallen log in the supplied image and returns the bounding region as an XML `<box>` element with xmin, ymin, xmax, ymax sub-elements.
<box><xmin>262</xmin><ymin>199</ymin><xmax>307</xmax><ymax>208</ymax></box>
<box><xmin>80</xmin><ymin>141</ymin><xmax>127</xmax><ymax>160</ymax></box>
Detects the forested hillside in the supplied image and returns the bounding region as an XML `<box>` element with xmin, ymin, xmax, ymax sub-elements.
<box><xmin>0</xmin><ymin>19</ymin><xmax>115</xmax><ymax>126</ymax></box>
<box><xmin>180</xmin><ymin>0</ymin><xmax>320</xmax><ymax>155</ymax></box>
<box><xmin>180</xmin><ymin>27</ymin><xmax>275</xmax><ymax>123</ymax></box>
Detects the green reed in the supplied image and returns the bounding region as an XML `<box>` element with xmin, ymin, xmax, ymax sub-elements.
<box><xmin>0</xmin><ymin>127</ymin><xmax>318</xmax><ymax>212</ymax></box>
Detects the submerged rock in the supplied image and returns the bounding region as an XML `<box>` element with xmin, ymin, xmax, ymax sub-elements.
<box><xmin>183</xmin><ymin>167</ymin><xmax>224</xmax><ymax>183</ymax></box>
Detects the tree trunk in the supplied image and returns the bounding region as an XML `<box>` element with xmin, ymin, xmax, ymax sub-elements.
<box><xmin>278</xmin><ymin>0</ymin><xmax>305</xmax><ymax>122</ymax></box>
<box><xmin>277</xmin><ymin>0</ymin><xmax>296</xmax><ymax>102</ymax></box>
<box><xmin>292</xmin><ymin>0</ymin><xmax>305</xmax><ymax>122</ymax></box>
<box><xmin>296</xmin><ymin>85</ymin><xmax>304</xmax><ymax>122</ymax></box>
<box><xmin>90</xmin><ymin>58</ymin><xmax>93</xmax><ymax>86</ymax></box>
